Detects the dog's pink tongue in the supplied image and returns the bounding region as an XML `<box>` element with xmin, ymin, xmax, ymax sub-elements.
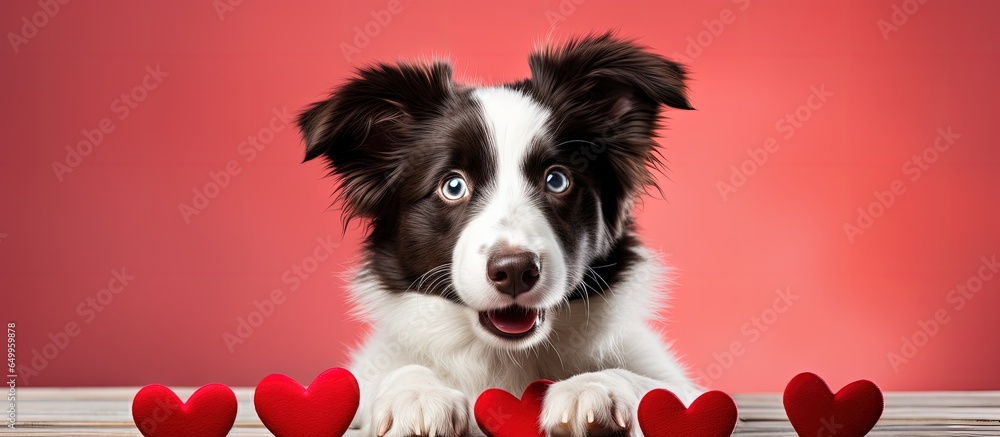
<box><xmin>488</xmin><ymin>307</ymin><xmax>538</xmax><ymax>334</ymax></box>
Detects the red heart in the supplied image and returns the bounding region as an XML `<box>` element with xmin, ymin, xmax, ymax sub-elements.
<box><xmin>637</xmin><ymin>389</ymin><xmax>738</xmax><ymax>437</ymax></box>
<box><xmin>783</xmin><ymin>372</ymin><xmax>883</xmax><ymax>437</ymax></box>
<box><xmin>474</xmin><ymin>379</ymin><xmax>552</xmax><ymax>437</ymax></box>
<box><xmin>131</xmin><ymin>383</ymin><xmax>237</xmax><ymax>437</ymax></box>
<box><xmin>254</xmin><ymin>367</ymin><xmax>360</xmax><ymax>437</ymax></box>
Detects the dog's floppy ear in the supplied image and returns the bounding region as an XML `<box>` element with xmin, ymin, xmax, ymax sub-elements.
<box><xmin>528</xmin><ymin>32</ymin><xmax>692</xmax><ymax>117</ymax></box>
<box><xmin>298</xmin><ymin>62</ymin><xmax>454</xmax><ymax>221</ymax></box>
<box><xmin>529</xmin><ymin>33</ymin><xmax>692</xmax><ymax>238</ymax></box>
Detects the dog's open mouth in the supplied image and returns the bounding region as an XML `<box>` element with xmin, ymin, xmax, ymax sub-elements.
<box><xmin>479</xmin><ymin>306</ymin><xmax>544</xmax><ymax>339</ymax></box>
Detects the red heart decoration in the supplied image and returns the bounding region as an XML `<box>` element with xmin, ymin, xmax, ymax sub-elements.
<box><xmin>475</xmin><ymin>379</ymin><xmax>552</xmax><ymax>437</ymax></box>
<box><xmin>131</xmin><ymin>383</ymin><xmax>237</xmax><ymax>437</ymax></box>
<box><xmin>783</xmin><ymin>372</ymin><xmax>883</xmax><ymax>437</ymax></box>
<box><xmin>638</xmin><ymin>389</ymin><xmax>738</xmax><ymax>437</ymax></box>
<box><xmin>254</xmin><ymin>367</ymin><xmax>360</xmax><ymax>437</ymax></box>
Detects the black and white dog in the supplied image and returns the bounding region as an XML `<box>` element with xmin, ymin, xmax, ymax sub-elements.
<box><xmin>298</xmin><ymin>33</ymin><xmax>701</xmax><ymax>437</ymax></box>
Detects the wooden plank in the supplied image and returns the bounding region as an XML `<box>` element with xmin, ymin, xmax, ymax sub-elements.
<box><xmin>6</xmin><ymin>388</ymin><xmax>999</xmax><ymax>436</ymax></box>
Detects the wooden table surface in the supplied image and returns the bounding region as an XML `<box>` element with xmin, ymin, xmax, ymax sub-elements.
<box><xmin>7</xmin><ymin>388</ymin><xmax>1000</xmax><ymax>436</ymax></box>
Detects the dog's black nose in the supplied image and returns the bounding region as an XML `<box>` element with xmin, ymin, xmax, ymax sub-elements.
<box><xmin>487</xmin><ymin>251</ymin><xmax>540</xmax><ymax>298</ymax></box>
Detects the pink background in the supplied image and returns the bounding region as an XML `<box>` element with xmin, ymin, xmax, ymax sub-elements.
<box><xmin>2</xmin><ymin>0</ymin><xmax>998</xmax><ymax>392</ymax></box>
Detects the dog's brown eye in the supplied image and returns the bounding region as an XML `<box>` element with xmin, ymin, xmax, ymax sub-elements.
<box><xmin>545</xmin><ymin>168</ymin><xmax>570</xmax><ymax>194</ymax></box>
<box><xmin>440</xmin><ymin>175</ymin><xmax>470</xmax><ymax>201</ymax></box>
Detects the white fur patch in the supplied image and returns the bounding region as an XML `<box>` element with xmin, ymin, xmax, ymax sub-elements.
<box><xmin>451</xmin><ymin>87</ymin><xmax>568</xmax><ymax>321</ymax></box>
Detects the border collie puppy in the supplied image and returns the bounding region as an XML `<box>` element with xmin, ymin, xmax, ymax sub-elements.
<box><xmin>298</xmin><ymin>32</ymin><xmax>700</xmax><ymax>437</ymax></box>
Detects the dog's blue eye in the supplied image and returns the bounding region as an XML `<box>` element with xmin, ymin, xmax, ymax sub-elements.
<box><xmin>441</xmin><ymin>176</ymin><xmax>469</xmax><ymax>201</ymax></box>
<box><xmin>545</xmin><ymin>170</ymin><xmax>570</xmax><ymax>193</ymax></box>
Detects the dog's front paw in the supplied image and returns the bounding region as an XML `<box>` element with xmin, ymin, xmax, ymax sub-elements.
<box><xmin>368</xmin><ymin>375</ymin><xmax>470</xmax><ymax>437</ymax></box>
<box><xmin>540</xmin><ymin>372</ymin><xmax>639</xmax><ymax>437</ymax></box>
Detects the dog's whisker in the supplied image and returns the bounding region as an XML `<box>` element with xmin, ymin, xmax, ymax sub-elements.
<box><xmin>410</xmin><ymin>264</ymin><xmax>447</xmax><ymax>294</ymax></box>
<box><xmin>542</xmin><ymin>336</ymin><xmax>565</xmax><ymax>370</ymax></box>
<box><xmin>411</xmin><ymin>263</ymin><xmax>452</xmax><ymax>295</ymax></box>
<box><xmin>404</xmin><ymin>274</ymin><xmax>425</xmax><ymax>294</ymax></box>
<box><xmin>553</xmin><ymin>138</ymin><xmax>599</xmax><ymax>151</ymax></box>
<box><xmin>586</xmin><ymin>267</ymin><xmax>614</xmax><ymax>307</ymax></box>
<box><xmin>504</xmin><ymin>348</ymin><xmax>523</xmax><ymax>370</ymax></box>
<box><xmin>585</xmin><ymin>267</ymin><xmax>609</xmax><ymax>292</ymax></box>
<box><xmin>589</xmin><ymin>262</ymin><xmax>618</xmax><ymax>270</ymax></box>
<box><xmin>579</xmin><ymin>280</ymin><xmax>600</xmax><ymax>331</ymax></box>
<box><xmin>422</xmin><ymin>272</ymin><xmax>448</xmax><ymax>295</ymax></box>
<box><xmin>425</xmin><ymin>270</ymin><xmax>457</xmax><ymax>299</ymax></box>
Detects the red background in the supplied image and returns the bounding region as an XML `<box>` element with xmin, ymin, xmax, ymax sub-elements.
<box><xmin>2</xmin><ymin>0</ymin><xmax>998</xmax><ymax>392</ymax></box>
